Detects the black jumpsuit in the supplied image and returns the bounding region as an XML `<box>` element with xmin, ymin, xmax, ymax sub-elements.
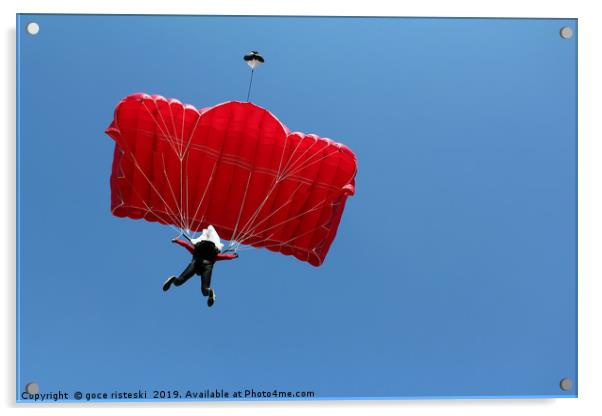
<box><xmin>173</xmin><ymin>240</ymin><xmax>219</xmax><ymax>296</ymax></box>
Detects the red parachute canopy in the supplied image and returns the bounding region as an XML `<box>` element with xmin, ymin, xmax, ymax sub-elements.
<box><xmin>105</xmin><ymin>93</ymin><xmax>357</xmax><ymax>266</ymax></box>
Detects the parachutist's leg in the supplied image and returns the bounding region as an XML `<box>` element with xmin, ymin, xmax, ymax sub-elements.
<box><xmin>162</xmin><ymin>276</ymin><xmax>177</xmax><ymax>291</ymax></box>
<box><xmin>200</xmin><ymin>263</ymin><xmax>216</xmax><ymax>307</ymax></box>
<box><xmin>200</xmin><ymin>263</ymin><xmax>213</xmax><ymax>296</ymax></box>
<box><xmin>174</xmin><ymin>261</ymin><xmax>196</xmax><ymax>286</ymax></box>
<box><xmin>163</xmin><ymin>261</ymin><xmax>197</xmax><ymax>291</ymax></box>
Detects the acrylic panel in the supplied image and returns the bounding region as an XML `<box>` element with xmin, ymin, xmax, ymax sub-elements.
<box><xmin>16</xmin><ymin>14</ymin><xmax>577</xmax><ymax>402</ymax></box>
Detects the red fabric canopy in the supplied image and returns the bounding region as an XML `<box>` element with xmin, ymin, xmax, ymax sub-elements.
<box><xmin>106</xmin><ymin>93</ymin><xmax>357</xmax><ymax>266</ymax></box>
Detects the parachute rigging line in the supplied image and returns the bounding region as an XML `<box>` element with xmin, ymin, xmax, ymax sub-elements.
<box><xmin>246</xmin><ymin>69</ymin><xmax>254</xmax><ymax>102</ymax></box>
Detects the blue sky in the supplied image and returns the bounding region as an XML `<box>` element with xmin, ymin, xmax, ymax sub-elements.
<box><xmin>17</xmin><ymin>15</ymin><xmax>577</xmax><ymax>400</ymax></box>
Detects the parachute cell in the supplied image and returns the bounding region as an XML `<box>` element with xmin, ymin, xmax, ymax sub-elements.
<box><xmin>105</xmin><ymin>93</ymin><xmax>357</xmax><ymax>266</ymax></box>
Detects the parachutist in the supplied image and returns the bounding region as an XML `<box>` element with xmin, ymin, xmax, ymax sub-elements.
<box><xmin>163</xmin><ymin>225</ymin><xmax>238</xmax><ymax>307</ymax></box>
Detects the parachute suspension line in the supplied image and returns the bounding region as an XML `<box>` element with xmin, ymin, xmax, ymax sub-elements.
<box><xmin>147</xmin><ymin>101</ymin><xmax>186</xmax><ymax>229</ymax></box>
<box><xmin>178</xmin><ymin>101</ymin><xmax>187</xmax><ymax>158</ymax></box>
<box><xmin>136</xmin><ymin>98</ymin><xmax>198</xmax><ymax>238</ymax></box>
<box><xmin>167</xmin><ymin>101</ymin><xmax>181</xmax><ymax>157</ymax></box>
<box><xmin>279</xmin><ymin>139</ymin><xmax>326</xmax><ymax>179</ymax></box>
<box><xmin>119</xmin><ymin>140</ymin><xmax>184</xmax><ymax>230</ymax></box>
<box><xmin>232</xmin><ymin>181</ymin><xmax>306</xmax><ymax>249</ymax></box>
<box><xmin>152</xmin><ymin>99</ymin><xmax>182</xmax><ymax>159</ymax></box>
<box><xmin>233</xmin><ymin>198</ymin><xmax>331</xmax><ymax>251</ymax></box>
<box><xmin>233</xmin><ymin>188</ymin><xmax>319</xmax><ymax>250</ymax></box>
<box><xmin>176</xmin><ymin>105</ymin><xmax>186</xmax><ymax>235</ymax></box>
<box><xmin>286</xmin><ymin>149</ymin><xmax>344</xmax><ymax>180</ymax></box>
<box><xmin>230</xmin><ymin>132</ymin><xmax>302</xmax><ymax>245</ymax></box>
<box><xmin>186</xmin><ymin>103</ymin><xmax>236</xmax><ymax>237</ymax></box>
<box><xmin>116</xmin><ymin>154</ymin><xmax>184</xmax><ymax>236</ymax></box>
<box><xmin>182</xmin><ymin>110</ymin><xmax>202</xmax><ymax>158</ymax></box>
<box><xmin>187</xmin><ymin>163</ymin><xmax>217</xmax><ymax>234</ymax></box>
<box><xmin>141</xmin><ymin>101</ymin><xmax>179</xmax><ymax>157</ymax></box>
<box><xmin>177</xmin><ymin>106</ymin><xmax>207</xmax><ymax>238</ymax></box>
<box><xmin>246</xmin><ymin>70</ymin><xmax>254</xmax><ymax>102</ymax></box>
<box><xmin>230</xmin><ymin>177</ymin><xmax>281</xmax><ymax>247</ymax></box>
<box><xmin>231</xmin><ymin>148</ymin><xmax>347</xmax><ymax>250</ymax></box>
<box><xmin>278</xmin><ymin>135</ymin><xmax>307</xmax><ymax>178</ymax></box>
<box><xmin>183</xmin><ymin>151</ymin><xmax>192</xmax><ymax>236</ymax></box>
<box><xmin>178</xmin><ymin>106</ymin><xmax>184</xmax><ymax>232</ymax></box>
<box><xmin>142</xmin><ymin>98</ymin><xmax>188</xmax><ymax>233</ymax></box>
<box><xmin>229</xmin><ymin>135</ymin><xmax>335</xmax><ymax>251</ymax></box>
<box><xmin>227</xmin><ymin>109</ymin><xmax>273</xmax><ymax>248</ymax></box>
<box><xmin>237</xmin><ymin>217</ymin><xmax>332</xmax><ymax>252</ymax></box>
<box><xmin>181</xmin><ymin>109</ymin><xmax>203</xmax><ymax>235</ymax></box>
<box><xmin>229</xmin><ymin>170</ymin><xmax>254</xmax><ymax>249</ymax></box>
<box><xmin>233</xmin><ymin>137</ymin><xmax>317</xmax><ymax>244</ymax></box>
<box><xmin>139</xmin><ymin>98</ymin><xmax>229</xmax><ymax>240</ymax></box>
<box><xmin>179</xmin><ymin>156</ymin><xmax>184</xmax><ymax>232</ymax></box>
<box><xmin>160</xmin><ymin>154</ymin><xmax>186</xmax><ymax>231</ymax></box>
<box><xmin>253</xmin><ymin>217</ymin><xmax>334</xmax><ymax>254</ymax></box>
<box><xmin>238</xmin><ymin>197</ymin><xmax>328</xmax><ymax>246</ymax></box>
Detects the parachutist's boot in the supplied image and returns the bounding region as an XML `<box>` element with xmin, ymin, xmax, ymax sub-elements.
<box><xmin>163</xmin><ymin>276</ymin><xmax>177</xmax><ymax>291</ymax></box>
<box><xmin>207</xmin><ymin>288</ymin><xmax>216</xmax><ymax>307</ymax></box>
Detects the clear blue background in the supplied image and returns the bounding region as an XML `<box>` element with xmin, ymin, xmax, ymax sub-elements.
<box><xmin>17</xmin><ymin>15</ymin><xmax>577</xmax><ymax>400</ymax></box>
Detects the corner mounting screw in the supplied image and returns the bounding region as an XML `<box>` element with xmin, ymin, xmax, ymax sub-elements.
<box><xmin>560</xmin><ymin>26</ymin><xmax>573</xmax><ymax>39</ymax></box>
<box><xmin>25</xmin><ymin>382</ymin><xmax>40</xmax><ymax>394</ymax></box>
<box><xmin>26</xmin><ymin>22</ymin><xmax>40</xmax><ymax>35</ymax></box>
<box><xmin>559</xmin><ymin>378</ymin><xmax>573</xmax><ymax>391</ymax></box>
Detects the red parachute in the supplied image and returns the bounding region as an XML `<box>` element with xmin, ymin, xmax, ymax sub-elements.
<box><xmin>105</xmin><ymin>93</ymin><xmax>357</xmax><ymax>266</ymax></box>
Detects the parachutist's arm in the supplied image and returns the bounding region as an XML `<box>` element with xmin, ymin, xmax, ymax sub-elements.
<box><xmin>172</xmin><ymin>239</ymin><xmax>195</xmax><ymax>255</ymax></box>
<box><xmin>215</xmin><ymin>252</ymin><xmax>238</xmax><ymax>261</ymax></box>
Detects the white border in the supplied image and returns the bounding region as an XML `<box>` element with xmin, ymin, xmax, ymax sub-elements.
<box><xmin>3</xmin><ymin>1</ymin><xmax>600</xmax><ymax>416</ymax></box>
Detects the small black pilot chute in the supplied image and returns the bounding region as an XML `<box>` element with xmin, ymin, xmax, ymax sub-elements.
<box><xmin>244</xmin><ymin>51</ymin><xmax>264</xmax><ymax>101</ymax></box>
<box><xmin>243</xmin><ymin>50</ymin><xmax>265</xmax><ymax>70</ymax></box>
